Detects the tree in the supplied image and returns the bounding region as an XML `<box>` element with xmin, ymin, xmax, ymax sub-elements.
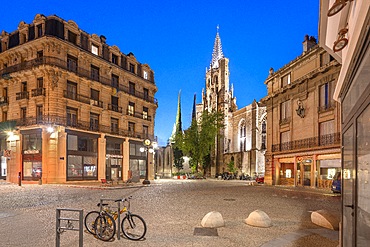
<box><xmin>227</xmin><ymin>160</ymin><xmax>236</xmax><ymax>173</ymax></box>
<box><xmin>172</xmin><ymin>131</ymin><xmax>184</xmax><ymax>172</ymax></box>
<box><xmin>181</xmin><ymin>110</ymin><xmax>224</xmax><ymax>173</ymax></box>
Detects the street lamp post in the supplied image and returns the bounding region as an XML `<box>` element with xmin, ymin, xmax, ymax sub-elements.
<box><xmin>141</xmin><ymin>139</ymin><xmax>153</xmax><ymax>185</ymax></box>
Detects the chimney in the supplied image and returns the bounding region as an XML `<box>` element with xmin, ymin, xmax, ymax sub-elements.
<box><xmin>302</xmin><ymin>35</ymin><xmax>317</xmax><ymax>52</ymax></box>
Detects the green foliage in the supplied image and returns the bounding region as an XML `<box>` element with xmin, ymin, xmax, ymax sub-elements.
<box><xmin>173</xmin><ymin>146</ymin><xmax>184</xmax><ymax>172</ymax></box>
<box><xmin>172</xmin><ymin>129</ymin><xmax>184</xmax><ymax>172</ymax></box>
<box><xmin>181</xmin><ymin>110</ymin><xmax>224</xmax><ymax>172</ymax></box>
<box><xmin>227</xmin><ymin>160</ymin><xmax>236</xmax><ymax>173</ymax></box>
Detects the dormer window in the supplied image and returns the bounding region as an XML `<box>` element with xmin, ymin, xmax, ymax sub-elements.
<box><xmin>281</xmin><ymin>73</ymin><xmax>291</xmax><ymax>87</ymax></box>
<box><xmin>112</xmin><ymin>54</ymin><xmax>118</xmax><ymax>65</ymax></box>
<box><xmin>37</xmin><ymin>24</ymin><xmax>43</xmax><ymax>38</ymax></box>
<box><xmin>143</xmin><ymin>71</ymin><xmax>148</xmax><ymax>80</ymax></box>
<box><xmin>129</xmin><ymin>63</ymin><xmax>135</xmax><ymax>73</ymax></box>
<box><xmin>91</xmin><ymin>44</ymin><xmax>99</xmax><ymax>55</ymax></box>
<box><xmin>68</xmin><ymin>31</ymin><xmax>77</xmax><ymax>44</ymax></box>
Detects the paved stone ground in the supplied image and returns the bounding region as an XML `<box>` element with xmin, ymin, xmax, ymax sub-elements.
<box><xmin>0</xmin><ymin>179</ymin><xmax>341</xmax><ymax>246</ymax></box>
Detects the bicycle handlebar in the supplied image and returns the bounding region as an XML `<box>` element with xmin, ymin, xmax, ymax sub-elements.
<box><xmin>114</xmin><ymin>196</ymin><xmax>132</xmax><ymax>203</ymax></box>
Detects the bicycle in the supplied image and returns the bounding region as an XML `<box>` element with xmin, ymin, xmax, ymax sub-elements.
<box><xmin>84</xmin><ymin>196</ymin><xmax>147</xmax><ymax>241</ymax></box>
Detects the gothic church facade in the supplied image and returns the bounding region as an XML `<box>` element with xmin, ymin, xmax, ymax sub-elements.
<box><xmin>197</xmin><ymin>29</ymin><xmax>266</xmax><ymax>177</ymax></box>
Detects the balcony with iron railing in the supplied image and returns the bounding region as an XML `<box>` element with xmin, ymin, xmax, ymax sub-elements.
<box><xmin>126</xmin><ymin>110</ymin><xmax>152</xmax><ymax>121</ymax></box>
<box><xmin>271</xmin><ymin>132</ymin><xmax>341</xmax><ymax>152</ymax></box>
<box><xmin>318</xmin><ymin>101</ymin><xmax>336</xmax><ymax>113</ymax></box>
<box><xmin>279</xmin><ymin>117</ymin><xmax>291</xmax><ymax>125</ymax></box>
<box><xmin>16</xmin><ymin>91</ymin><xmax>29</xmax><ymax>100</ymax></box>
<box><xmin>0</xmin><ymin>97</ymin><xmax>8</xmax><ymax>106</ymax></box>
<box><xmin>12</xmin><ymin>114</ymin><xmax>155</xmax><ymax>140</ymax></box>
<box><xmin>0</xmin><ymin>56</ymin><xmax>157</xmax><ymax>104</ymax></box>
<box><xmin>63</xmin><ymin>90</ymin><xmax>90</xmax><ymax>104</ymax></box>
<box><xmin>31</xmin><ymin>88</ymin><xmax>46</xmax><ymax>97</ymax></box>
<box><xmin>108</xmin><ymin>104</ymin><xmax>123</xmax><ymax>113</ymax></box>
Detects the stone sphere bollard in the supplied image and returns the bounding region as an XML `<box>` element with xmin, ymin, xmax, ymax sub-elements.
<box><xmin>201</xmin><ymin>211</ymin><xmax>225</xmax><ymax>228</ymax></box>
<box><xmin>245</xmin><ymin>209</ymin><xmax>272</xmax><ymax>228</ymax></box>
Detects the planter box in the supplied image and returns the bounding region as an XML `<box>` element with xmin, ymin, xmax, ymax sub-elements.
<box><xmin>173</xmin><ymin>175</ymin><xmax>187</xmax><ymax>179</ymax></box>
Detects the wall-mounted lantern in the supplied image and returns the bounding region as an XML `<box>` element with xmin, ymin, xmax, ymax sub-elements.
<box><xmin>327</xmin><ymin>0</ymin><xmax>353</xmax><ymax>17</ymax></box>
<box><xmin>333</xmin><ymin>28</ymin><xmax>349</xmax><ymax>52</ymax></box>
<box><xmin>296</xmin><ymin>100</ymin><xmax>305</xmax><ymax>118</ymax></box>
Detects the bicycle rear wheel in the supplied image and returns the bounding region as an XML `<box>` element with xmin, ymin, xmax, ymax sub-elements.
<box><xmin>121</xmin><ymin>214</ymin><xmax>147</xmax><ymax>240</ymax></box>
<box><xmin>84</xmin><ymin>211</ymin><xmax>99</xmax><ymax>235</ymax></box>
<box><xmin>94</xmin><ymin>214</ymin><xmax>116</xmax><ymax>241</ymax></box>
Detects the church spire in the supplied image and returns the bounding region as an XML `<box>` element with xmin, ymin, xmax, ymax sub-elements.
<box><xmin>175</xmin><ymin>90</ymin><xmax>182</xmax><ymax>133</ymax></box>
<box><xmin>170</xmin><ymin>90</ymin><xmax>182</xmax><ymax>143</ymax></box>
<box><xmin>191</xmin><ymin>93</ymin><xmax>197</xmax><ymax>120</ymax></box>
<box><xmin>210</xmin><ymin>25</ymin><xmax>224</xmax><ymax>69</ymax></box>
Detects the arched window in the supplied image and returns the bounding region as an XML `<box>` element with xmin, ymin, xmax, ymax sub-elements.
<box><xmin>239</xmin><ymin>120</ymin><xmax>246</xmax><ymax>152</ymax></box>
<box><xmin>261</xmin><ymin>120</ymin><xmax>266</xmax><ymax>150</ymax></box>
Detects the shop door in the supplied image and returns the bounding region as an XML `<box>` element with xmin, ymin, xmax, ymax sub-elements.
<box><xmin>111</xmin><ymin>168</ymin><xmax>118</xmax><ymax>180</ymax></box>
<box><xmin>303</xmin><ymin>164</ymin><xmax>311</xmax><ymax>186</ymax></box>
<box><xmin>356</xmin><ymin>103</ymin><xmax>370</xmax><ymax>245</ymax></box>
<box><xmin>342</xmin><ymin>125</ymin><xmax>355</xmax><ymax>246</ymax></box>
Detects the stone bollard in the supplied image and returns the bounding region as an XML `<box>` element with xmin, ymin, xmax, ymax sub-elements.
<box><xmin>245</xmin><ymin>209</ymin><xmax>272</xmax><ymax>228</ymax></box>
<box><xmin>201</xmin><ymin>211</ymin><xmax>225</xmax><ymax>228</ymax></box>
<box><xmin>311</xmin><ymin>210</ymin><xmax>339</xmax><ymax>230</ymax></box>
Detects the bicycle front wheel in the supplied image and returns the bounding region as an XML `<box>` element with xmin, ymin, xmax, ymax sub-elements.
<box><xmin>94</xmin><ymin>214</ymin><xmax>116</xmax><ymax>241</ymax></box>
<box><xmin>121</xmin><ymin>214</ymin><xmax>147</xmax><ymax>241</ymax></box>
<box><xmin>84</xmin><ymin>211</ymin><xmax>100</xmax><ymax>235</ymax></box>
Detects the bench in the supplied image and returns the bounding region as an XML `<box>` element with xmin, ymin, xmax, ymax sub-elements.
<box><xmin>101</xmin><ymin>179</ymin><xmax>112</xmax><ymax>186</ymax></box>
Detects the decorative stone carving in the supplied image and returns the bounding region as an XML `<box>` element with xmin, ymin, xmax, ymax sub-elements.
<box><xmin>91</xmin><ymin>34</ymin><xmax>100</xmax><ymax>42</ymax></box>
<box><xmin>48</xmin><ymin>69</ymin><xmax>62</xmax><ymax>90</ymax></box>
<box><xmin>18</xmin><ymin>21</ymin><xmax>28</xmax><ymax>30</ymax></box>
<box><xmin>111</xmin><ymin>45</ymin><xmax>120</xmax><ymax>53</ymax></box>
<box><xmin>67</xmin><ymin>20</ymin><xmax>78</xmax><ymax>30</ymax></box>
<box><xmin>34</xmin><ymin>14</ymin><xmax>45</xmax><ymax>23</ymax></box>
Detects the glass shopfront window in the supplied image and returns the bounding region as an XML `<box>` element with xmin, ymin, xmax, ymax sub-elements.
<box><xmin>67</xmin><ymin>132</ymin><xmax>98</xmax><ymax>180</ymax></box>
<box><xmin>67</xmin><ymin>155</ymin><xmax>97</xmax><ymax>179</ymax></box>
<box><xmin>22</xmin><ymin>131</ymin><xmax>42</xmax><ymax>180</ymax></box>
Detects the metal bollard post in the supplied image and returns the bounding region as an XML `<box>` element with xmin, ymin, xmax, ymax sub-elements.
<box><xmin>18</xmin><ymin>172</ymin><xmax>21</xmax><ymax>186</ymax></box>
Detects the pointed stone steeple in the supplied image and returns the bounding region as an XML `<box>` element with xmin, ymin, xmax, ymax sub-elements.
<box><xmin>191</xmin><ymin>93</ymin><xmax>197</xmax><ymax>120</ymax></box>
<box><xmin>210</xmin><ymin>25</ymin><xmax>224</xmax><ymax>69</ymax></box>
<box><xmin>170</xmin><ymin>90</ymin><xmax>182</xmax><ymax>143</ymax></box>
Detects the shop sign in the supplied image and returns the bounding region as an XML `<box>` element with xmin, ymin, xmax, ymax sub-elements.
<box><xmin>24</xmin><ymin>150</ymin><xmax>40</xmax><ymax>154</ymax></box>
<box><xmin>106</xmin><ymin>154</ymin><xmax>123</xmax><ymax>159</ymax></box>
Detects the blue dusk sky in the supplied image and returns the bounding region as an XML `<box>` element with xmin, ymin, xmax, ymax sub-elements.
<box><xmin>1</xmin><ymin>1</ymin><xmax>319</xmax><ymax>146</ymax></box>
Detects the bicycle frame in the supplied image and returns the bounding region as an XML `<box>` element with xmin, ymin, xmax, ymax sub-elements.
<box><xmin>98</xmin><ymin>198</ymin><xmax>130</xmax><ymax>240</ymax></box>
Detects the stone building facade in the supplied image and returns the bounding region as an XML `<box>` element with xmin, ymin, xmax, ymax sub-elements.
<box><xmin>222</xmin><ymin>100</ymin><xmax>266</xmax><ymax>177</ymax></box>
<box><xmin>0</xmin><ymin>14</ymin><xmax>157</xmax><ymax>184</ymax></box>
<box><xmin>261</xmin><ymin>36</ymin><xmax>341</xmax><ymax>187</ymax></box>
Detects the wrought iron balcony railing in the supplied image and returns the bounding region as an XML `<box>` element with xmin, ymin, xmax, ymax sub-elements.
<box><xmin>126</xmin><ymin>110</ymin><xmax>152</xmax><ymax>121</ymax></box>
<box><xmin>31</xmin><ymin>88</ymin><xmax>46</xmax><ymax>97</ymax></box>
<box><xmin>16</xmin><ymin>91</ymin><xmax>29</xmax><ymax>100</ymax></box>
<box><xmin>0</xmin><ymin>97</ymin><xmax>8</xmax><ymax>106</ymax></box>
<box><xmin>272</xmin><ymin>132</ymin><xmax>341</xmax><ymax>152</ymax></box>
<box><xmin>108</xmin><ymin>104</ymin><xmax>123</xmax><ymax>113</ymax></box>
<box><xmin>279</xmin><ymin>117</ymin><xmax>291</xmax><ymax>125</ymax></box>
<box><xmin>0</xmin><ymin>56</ymin><xmax>157</xmax><ymax>104</ymax></box>
<box><xmin>318</xmin><ymin>101</ymin><xmax>336</xmax><ymax>113</ymax></box>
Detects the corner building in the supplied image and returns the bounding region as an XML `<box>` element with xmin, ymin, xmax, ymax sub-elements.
<box><xmin>0</xmin><ymin>14</ymin><xmax>157</xmax><ymax>184</ymax></box>
<box><xmin>262</xmin><ymin>36</ymin><xmax>341</xmax><ymax>187</ymax></box>
<box><xmin>319</xmin><ymin>0</ymin><xmax>370</xmax><ymax>245</ymax></box>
